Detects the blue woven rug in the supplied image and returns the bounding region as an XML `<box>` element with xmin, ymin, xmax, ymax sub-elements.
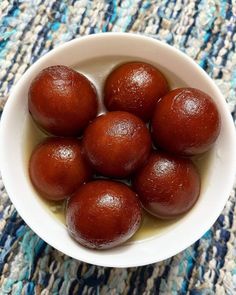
<box><xmin>1</xmin><ymin>1</ymin><xmax>236</xmax><ymax>294</ymax></box>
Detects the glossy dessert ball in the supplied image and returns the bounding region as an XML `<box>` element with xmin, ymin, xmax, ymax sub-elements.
<box><xmin>133</xmin><ymin>152</ymin><xmax>200</xmax><ymax>219</ymax></box>
<box><xmin>29</xmin><ymin>138</ymin><xmax>92</xmax><ymax>201</ymax></box>
<box><xmin>104</xmin><ymin>62</ymin><xmax>169</xmax><ymax>121</ymax></box>
<box><xmin>83</xmin><ymin>111</ymin><xmax>151</xmax><ymax>178</ymax></box>
<box><xmin>66</xmin><ymin>180</ymin><xmax>142</xmax><ymax>249</ymax></box>
<box><xmin>152</xmin><ymin>88</ymin><xmax>221</xmax><ymax>156</ymax></box>
<box><xmin>28</xmin><ymin>65</ymin><xmax>98</xmax><ymax>136</ymax></box>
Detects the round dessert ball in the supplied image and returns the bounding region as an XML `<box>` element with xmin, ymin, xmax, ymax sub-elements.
<box><xmin>29</xmin><ymin>138</ymin><xmax>92</xmax><ymax>201</ymax></box>
<box><xmin>28</xmin><ymin>65</ymin><xmax>98</xmax><ymax>136</ymax></box>
<box><xmin>133</xmin><ymin>152</ymin><xmax>200</xmax><ymax>219</ymax></box>
<box><xmin>82</xmin><ymin>111</ymin><xmax>151</xmax><ymax>178</ymax></box>
<box><xmin>152</xmin><ymin>88</ymin><xmax>221</xmax><ymax>156</ymax></box>
<box><xmin>66</xmin><ymin>180</ymin><xmax>142</xmax><ymax>249</ymax></box>
<box><xmin>104</xmin><ymin>62</ymin><xmax>169</xmax><ymax>121</ymax></box>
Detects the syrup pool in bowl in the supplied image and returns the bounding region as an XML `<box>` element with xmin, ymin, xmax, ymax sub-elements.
<box><xmin>23</xmin><ymin>55</ymin><xmax>212</xmax><ymax>244</ymax></box>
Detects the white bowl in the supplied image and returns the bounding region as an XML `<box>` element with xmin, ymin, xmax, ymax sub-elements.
<box><xmin>1</xmin><ymin>33</ymin><xmax>236</xmax><ymax>268</ymax></box>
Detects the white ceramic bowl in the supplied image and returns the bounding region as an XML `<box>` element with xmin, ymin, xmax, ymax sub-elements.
<box><xmin>1</xmin><ymin>33</ymin><xmax>236</xmax><ymax>268</ymax></box>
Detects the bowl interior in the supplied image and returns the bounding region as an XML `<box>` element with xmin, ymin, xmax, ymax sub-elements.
<box><xmin>1</xmin><ymin>33</ymin><xmax>236</xmax><ymax>267</ymax></box>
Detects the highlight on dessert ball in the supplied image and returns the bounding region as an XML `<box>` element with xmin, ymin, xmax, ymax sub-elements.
<box><xmin>29</xmin><ymin>138</ymin><xmax>92</xmax><ymax>201</ymax></box>
<box><xmin>28</xmin><ymin>65</ymin><xmax>98</xmax><ymax>137</ymax></box>
<box><xmin>66</xmin><ymin>180</ymin><xmax>142</xmax><ymax>249</ymax></box>
<box><xmin>151</xmin><ymin>87</ymin><xmax>221</xmax><ymax>156</ymax></box>
<box><xmin>104</xmin><ymin>62</ymin><xmax>169</xmax><ymax>121</ymax></box>
<box><xmin>133</xmin><ymin>152</ymin><xmax>201</xmax><ymax>219</ymax></box>
<box><xmin>27</xmin><ymin>61</ymin><xmax>221</xmax><ymax>250</ymax></box>
<box><xmin>82</xmin><ymin>111</ymin><xmax>151</xmax><ymax>178</ymax></box>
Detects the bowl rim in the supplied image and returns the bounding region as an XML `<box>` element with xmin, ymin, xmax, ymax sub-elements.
<box><xmin>1</xmin><ymin>32</ymin><xmax>236</xmax><ymax>267</ymax></box>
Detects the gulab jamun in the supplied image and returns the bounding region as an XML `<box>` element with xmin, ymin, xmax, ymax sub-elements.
<box><xmin>29</xmin><ymin>138</ymin><xmax>92</xmax><ymax>201</ymax></box>
<box><xmin>82</xmin><ymin>111</ymin><xmax>151</xmax><ymax>178</ymax></box>
<box><xmin>66</xmin><ymin>180</ymin><xmax>142</xmax><ymax>249</ymax></box>
<box><xmin>133</xmin><ymin>152</ymin><xmax>200</xmax><ymax>219</ymax></box>
<box><xmin>28</xmin><ymin>65</ymin><xmax>98</xmax><ymax>136</ymax></box>
<box><xmin>104</xmin><ymin>62</ymin><xmax>169</xmax><ymax>121</ymax></box>
<box><xmin>152</xmin><ymin>87</ymin><xmax>221</xmax><ymax>156</ymax></box>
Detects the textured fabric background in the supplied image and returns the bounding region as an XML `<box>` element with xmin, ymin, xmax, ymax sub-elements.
<box><xmin>0</xmin><ymin>1</ymin><xmax>236</xmax><ymax>294</ymax></box>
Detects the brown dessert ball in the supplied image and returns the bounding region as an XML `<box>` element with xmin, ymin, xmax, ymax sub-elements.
<box><xmin>152</xmin><ymin>88</ymin><xmax>221</xmax><ymax>156</ymax></box>
<box><xmin>82</xmin><ymin>111</ymin><xmax>151</xmax><ymax>178</ymax></box>
<box><xmin>104</xmin><ymin>62</ymin><xmax>169</xmax><ymax>121</ymax></box>
<box><xmin>66</xmin><ymin>180</ymin><xmax>142</xmax><ymax>249</ymax></box>
<box><xmin>133</xmin><ymin>152</ymin><xmax>200</xmax><ymax>219</ymax></box>
<box><xmin>28</xmin><ymin>65</ymin><xmax>98</xmax><ymax>136</ymax></box>
<box><xmin>29</xmin><ymin>138</ymin><xmax>92</xmax><ymax>201</ymax></box>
